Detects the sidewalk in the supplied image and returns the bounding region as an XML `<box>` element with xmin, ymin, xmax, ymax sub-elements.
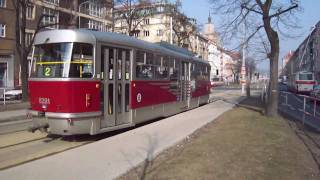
<box><xmin>0</xmin><ymin>101</ymin><xmax>29</xmax><ymax>112</ymax></box>
<box><xmin>0</xmin><ymin>95</ymin><xmax>244</xmax><ymax>180</ymax></box>
<box><xmin>0</xmin><ymin>101</ymin><xmax>29</xmax><ymax>122</ymax></box>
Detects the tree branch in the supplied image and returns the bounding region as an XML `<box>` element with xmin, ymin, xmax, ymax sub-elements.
<box><xmin>241</xmin><ymin>3</ymin><xmax>263</xmax><ymax>15</ymax></box>
<box><xmin>269</xmin><ymin>3</ymin><xmax>298</xmax><ymax>19</ymax></box>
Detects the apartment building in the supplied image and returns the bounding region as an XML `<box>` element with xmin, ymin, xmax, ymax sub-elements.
<box><xmin>0</xmin><ymin>0</ymin><xmax>16</xmax><ymax>87</ymax></box>
<box><xmin>0</xmin><ymin>0</ymin><xmax>113</xmax><ymax>88</ymax></box>
<box><xmin>113</xmin><ymin>1</ymin><xmax>208</xmax><ymax>59</ymax></box>
<box><xmin>285</xmin><ymin>21</ymin><xmax>320</xmax><ymax>83</ymax></box>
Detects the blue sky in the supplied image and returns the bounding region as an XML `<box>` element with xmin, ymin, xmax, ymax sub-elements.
<box><xmin>175</xmin><ymin>0</ymin><xmax>320</xmax><ymax>72</ymax></box>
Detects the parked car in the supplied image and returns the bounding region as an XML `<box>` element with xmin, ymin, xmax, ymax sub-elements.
<box><xmin>0</xmin><ymin>89</ymin><xmax>22</xmax><ymax>100</ymax></box>
<box><xmin>310</xmin><ymin>85</ymin><xmax>320</xmax><ymax>100</ymax></box>
<box><xmin>210</xmin><ymin>78</ymin><xmax>224</xmax><ymax>88</ymax></box>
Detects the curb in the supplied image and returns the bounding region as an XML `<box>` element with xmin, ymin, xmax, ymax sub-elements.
<box><xmin>0</xmin><ymin>115</ymin><xmax>28</xmax><ymax>124</ymax></box>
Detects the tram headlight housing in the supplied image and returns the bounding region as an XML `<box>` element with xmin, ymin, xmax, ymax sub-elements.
<box><xmin>41</xmin><ymin>104</ymin><xmax>48</xmax><ymax>111</ymax></box>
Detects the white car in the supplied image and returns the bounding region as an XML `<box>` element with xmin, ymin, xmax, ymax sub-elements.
<box><xmin>0</xmin><ymin>89</ymin><xmax>22</xmax><ymax>100</ymax></box>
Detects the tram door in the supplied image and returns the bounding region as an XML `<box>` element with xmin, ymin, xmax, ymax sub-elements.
<box><xmin>181</xmin><ymin>61</ymin><xmax>191</xmax><ymax>108</ymax></box>
<box><xmin>101</xmin><ymin>47</ymin><xmax>131</xmax><ymax>128</ymax></box>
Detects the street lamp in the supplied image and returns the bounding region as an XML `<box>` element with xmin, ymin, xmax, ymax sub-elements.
<box><xmin>241</xmin><ymin>13</ymin><xmax>247</xmax><ymax>95</ymax></box>
<box><xmin>78</xmin><ymin>1</ymin><xmax>90</xmax><ymax>29</ymax></box>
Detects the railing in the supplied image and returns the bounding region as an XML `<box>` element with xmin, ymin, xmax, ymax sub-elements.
<box><xmin>0</xmin><ymin>87</ymin><xmax>16</xmax><ymax>105</ymax></box>
<box><xmin>260</xmin><ymin>81</ymin><xmax>320</xmax><ymax>130</ymax></box>
<box><xmin>279</xmin><ymin>91</ymin><xmax>320</xmax><ymax>130</ymax></box>
<box><xmin>0</xmin><ymin>87</ymin><xmax>8</xmax><ymax>105</ymax></box>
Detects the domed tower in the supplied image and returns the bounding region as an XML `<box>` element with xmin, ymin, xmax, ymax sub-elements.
<box><xmin>204</xmin><ymin>11</ymin><xmax>221</xmax><ymax>80</ymax></box>
<box><xmin>203</xmin><ymin>11</ymin><xmax>219</xmax><ymax>44</ymax></box>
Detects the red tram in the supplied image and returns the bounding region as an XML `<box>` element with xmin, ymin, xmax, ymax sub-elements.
<box><xmin>28</xmin><ymin>29</ymin><xmax>211</xmax><ymax>135</ymax></box>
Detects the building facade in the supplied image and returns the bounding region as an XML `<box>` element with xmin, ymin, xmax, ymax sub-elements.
<box><xmin>0</xmin><ymin>0</ymin><xmax>113</xmax><ymax>88</ymax></box>
<box><xmin>285</xmin><ymin>21</ymin><xmax>320</xmax><ymax>83</ymax></box>
<box><xmin>203</xmin><ymin>14</ymin><xmax>239</xmax><ymax>83</ymax></box>
<box><xmin>114</xmin><ymin>1</ymin><xmax>208</xmax><ymax>59</ymax></box>
<box><xmin>0</xmin><ymin>0</ymin><xmax>16</xmax><ymax>87</ymax></box>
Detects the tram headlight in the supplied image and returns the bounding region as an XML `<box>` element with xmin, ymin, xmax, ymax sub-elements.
<box><xmin>41</xmin><ymin>104</ymin><xmax>48</xmax><ymax>111</ymax></box>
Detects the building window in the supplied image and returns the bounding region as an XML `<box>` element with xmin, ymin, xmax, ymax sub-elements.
<box><xmin>88</xmin><ymin>20</ymin><xmax>106</xmax><ymax>32</ymax></box>
<box><xmin>134</xmin><ymin>32</ymin><xmax>139</xmax><ymax>37</ymax></box>
<box><xmin>44</xmin><ymin>0</ymin><xmax>59</xmax><ymax>5</ymax></box>
<box><xmin>156</xmin><ymin>29</ymin><xmax>163</xmax><ymax>36</ymax></box>
<box><xmin>0</xmin><ymin>62</ymin><xmax>7</xmax><ymax>87</ymax></box>
<box><xmin>144</xmin><ymin>30</ymin><xmax>149</xmax><ymax>37</ymax></box>
<box><xmin>156</xmin><ymin>6</ymin><xmax>164</xmax><ymax>12</ymax></box>
<box><xmin>89</xmin><ymin>3</ymin><xmax>104</xmax><ymax>18</ymax></box>
<box><xmin>144</xmin><ymin>19</ymin><xmax>150</xmax><ymax>25</ymax></box>
<box><xmin>0</xmin><ymin>24</ymin><xmax>5</xmax><ymax>38</ymax></box>
<box><xmin>25</xmin><ymin>32</ymin><xmax>34</xmax><ymax>47</ymax></box>
<box><xmin>26</xmin><ymin>4</ymin><xmax>35</xmax><ymax>20</ymax></box>
<box><xmin>0</xmin><ymin>0</ymin><xmax>6</xmax><ymax>8</ymax></box>
<box><xmin>42</xmin><ymin>8</ymin><xmax>59</xmax><ymax>29</ymax></box>
<box><xmin>132</xmin><ymin>20</ymin><xmax>138</xmax><ymax>26</ymax></box>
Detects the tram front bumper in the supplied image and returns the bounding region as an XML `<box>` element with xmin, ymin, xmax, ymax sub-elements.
<box><xmin>28</xmin><ymin>110</ymin><xmax>98</xmax><ymax>135</ymax></box>
<box><xmin>28</xmin><ymin>115</ymin><xmax>49</xmax><ymax>133</ymax></box>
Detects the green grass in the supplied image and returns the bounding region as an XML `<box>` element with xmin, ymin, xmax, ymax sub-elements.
<box><xmin>119</xmin><ymin>97</ymin><xmax>319</xmax><ymax>180</ymax></box>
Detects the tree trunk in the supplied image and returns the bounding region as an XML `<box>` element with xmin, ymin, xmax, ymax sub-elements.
<box><xmin>263</xmin><ymin>18</ymin><xmax>279</xmax><ymax>117</ymax></box>
<box><xmin>68</xmin><ymin>0</ymin><xmax>78</xmax><ymax>29</ymax></box>
<box><xmin>20</xmin><ymin>1</ymin><xmax>28</xmax><ymax>102</ymax></box>
<box><xmin>246</xmin><ymin>79</ymin><xmax>251</xmax><ymax>97</ymax></box>
<box><xmin>266</xmin><ymin>52</ymin><xmax>279</xmax><ymax>116</ymax></box>
<box><xmin>256</xmin><ymin>0</ymin><xmax>279</xmax><ymax>117</ymax></box>
<box><xmin>21</xmin><ymin>51</ymin><xmax>28</xmax><ymax>102</ymax></box>
<box><xmin>246</xmin><ymin>72</ymin><xmax>251</xmax><ymax>97</ymax></box>
<box><xmin>15</xmin><ymin>0</ymin><xmax>28</xmax><ymax>102</ymax></box>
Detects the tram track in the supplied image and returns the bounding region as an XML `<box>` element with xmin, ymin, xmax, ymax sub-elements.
<box><xmin>0</xmin><ymin>136</ymin><xmax>48</xmax><ymax>150</ymax></box>
<box><xmin>0</xmin><ymin>127</ymin><xmax>129</xmax><ymax>170</ymax></box>
<box><xmin>0</xmin><ymin>119</ymin><xmax>32</xmax><ymax>135</ymax></box>
<box><xmin>0</xmin><ymin>129</ymin><xmax>109</xmax><ymax>170</ymax></box>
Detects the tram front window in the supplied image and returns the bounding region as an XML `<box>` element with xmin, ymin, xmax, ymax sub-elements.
<box><xmin>31</xmin><ymin>43</ymin><xmax>93</xmax><ymax>78</ymax></box>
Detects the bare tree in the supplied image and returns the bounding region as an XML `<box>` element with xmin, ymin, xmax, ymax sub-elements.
<box><xmin>14</xmin><ymin>0</ymin><xmax>30</xmax><ymax>101</ymax></box>
<box><xmin>210</xmin><ymin>0</ymin><xmax>300</xmax><ymax>117</ymax></box>
<box><xmin>114</xmin><ymin>0</ymin><xmax>152</xmax><ymax>36</ymax></box>
<box><xmin>245</xmin><ymin>57</ymin><xmax>256</xmax><ymax>97</ymax></box>
<box><xmin>230</xmin><ymin>59</ymin><xmax>242</xmax><ymax>83</ymax></box>
<box><xmin>13</xmin><ymin>0</ymin><xmax>60</xmax><ymax>101</ymax></box>
<box><xmin>67</xmin><ymin>0</ymin><xmax>78</xmax><ymax>29</ymax></box>
<box><xmin>171</xmin><ymin>13</ymin><xmax>197</xmax><ymax>47</ymax></box>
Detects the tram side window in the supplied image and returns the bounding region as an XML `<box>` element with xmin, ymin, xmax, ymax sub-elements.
<box><xmin>154</xmin><ymin>55</ymin><xmax>169</xmax><ymax>79</ymax></box>
<box><xmin>195</xmin><ymin>63</ymin><xmax>202</xmax><ymax>80</ymax></box>
<box><xmin>205</xmin><ymin>65</ymin><xmax>210</xmax><ymax>80</ymax></box>
<box><xmin>69</xmin><ymin>43</ymin><xmax>93</xmax><ymax>78</ymax></box>
<box><xmin>169</xmin><ymin>58</ymin><xmax>179</xmax><ymax>80</ymax></box>
<box><xmin>125</xmin><ymin>51</ymin><xmax>130</xmax><ymax>80</ymax></box>
<box><xmin>135</xmin><ymin>50</ymin><xmax>154</xmax><ymax>79</ymax></box>
<box><xmin>191</xmin><ymin>63</ymin><xmax>196</xmax><ymax>81</ymax></box>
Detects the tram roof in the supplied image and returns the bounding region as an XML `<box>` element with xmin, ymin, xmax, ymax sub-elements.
<box><xmin>34</xmin><ymin>29</ymin><xmax>209</xmax><ymax>65</ymax></box>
